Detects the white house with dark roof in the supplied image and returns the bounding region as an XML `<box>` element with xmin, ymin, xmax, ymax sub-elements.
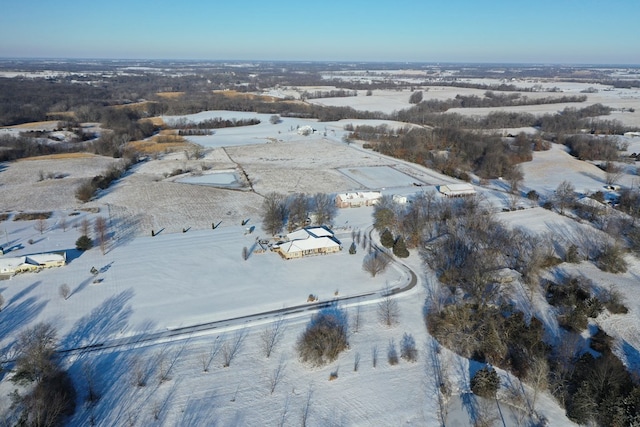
<box><xmin>274</xmin><ymin>226</ymin><xmax>342</xmax><ymax>259</ymax></box>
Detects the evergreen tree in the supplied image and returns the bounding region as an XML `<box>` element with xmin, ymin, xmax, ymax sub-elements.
<box><xmin>75</xmin><ymin>235</ymin><xmax>93</xmax><ymax>251</ymax></box>
<box><xmin>470</xmin><ymin>366</ymin><xmax>500</xmax><ymax>398</ymax></box>
<box><xmin>380</xmin><ymin>229</ymin><xmax>394</xmax><ymax>248</ymax></box>
<box><xmin>392</xmin><ymin>236</ymin><xmax>410</xmax><ymax>258</ymax></box>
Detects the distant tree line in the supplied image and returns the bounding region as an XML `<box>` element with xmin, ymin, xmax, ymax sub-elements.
<box><xmin>168</xmin><ymin>117</ymin><xmax>261</xmax><ymax>136</ymax></box>
<box><xmin>300</xmin><ymin>89</ymin><xmax>357</xmax><ymax>100</ymax></box>
<box><xmin>401</xmin><ymin>91</ymin><xmax>587</xmax><ymax>114</ymax></box>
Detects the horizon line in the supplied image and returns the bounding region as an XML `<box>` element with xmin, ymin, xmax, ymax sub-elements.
<box><xmin>1</xmin><ymin>57</ymin><xmax>639</xmax><ymax>68</ymax></box>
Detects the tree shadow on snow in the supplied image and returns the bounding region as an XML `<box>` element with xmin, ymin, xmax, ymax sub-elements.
<box><xmin>0</xmin><ymin>295</ymin><xmax>48</xmax><ymax>377</ymax></box>
<box><xmin>61</xmin><ymin>288</ymin><xmax>134</xmax><ymax>351</ymax></box>
<box><xmin>8</xmin><ymin>280</ymin><xmax>42</xmax><ymax>306</ymax></box>
<box><xmin>106</xmin><ymin>213</ymin><xmax>143</xmax><ymax>253</ymax></box>
<box><xmin>180</xmin><ymin>390</ymin><xmax>220</xmax><ymax>427</ymax></box>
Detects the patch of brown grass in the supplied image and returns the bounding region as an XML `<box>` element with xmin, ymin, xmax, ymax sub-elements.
<box><xmin>14</xmin><ymin>211</ymin><xmax>53</xmax><ymax>221</ymax></box>
<box><xmin>0</xmin><ymin>213</ymin><xmax>10</xmax><ymax>222</ymax></box>
<box><xmin>113</xmin><ymin>101</ymin><xmax>152</xmax><ymax>111</ymax></box>
<box><xmin>147</xmin><ymin>117</ymin><xmax>166</xmax><ymax>127</ymax></box>
<box><xmin>156</xmin><ymin>91</ymin><xmax>185</xmax><ymax>99</ymax></box>
<box><xmin>4</xmin><ymin>120</ymin><xmax>59</xmax><ymax>130</ymax></box>
<box><xmin>18</xmin><ymin>152</ymin><xmax>97</xmax><ymax>161</ymax></box>
<box><xmin>128</xmin><ymin>131</ymin><xmax>190</xmax><ymax>154</ymax></box>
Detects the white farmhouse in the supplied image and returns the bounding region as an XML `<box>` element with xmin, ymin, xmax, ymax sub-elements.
<box><xmin>274</xmin><ymin>226</ymin><xmax>342</xmax><ymax>259</ymax></box>
<box><xmin>335</xmin><ymin>191</ymin><xmax>382</xmax><ymax>208</ymax></box>
<box><xmin>0</xmin><ymin>252</ymin><xmax>66</xmax><ymax>279</ymax></box>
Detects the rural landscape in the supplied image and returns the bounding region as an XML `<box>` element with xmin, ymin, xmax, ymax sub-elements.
<box><xmin>2</xmin><ymin>59</ymin><xmax>640</xmax><ymax>426</ymax></box>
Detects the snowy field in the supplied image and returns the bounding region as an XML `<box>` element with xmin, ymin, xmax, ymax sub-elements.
<box><xmin>3</xmin><ymin>76</ymin><xmax>640</xmax><ymax>425</ymax></box>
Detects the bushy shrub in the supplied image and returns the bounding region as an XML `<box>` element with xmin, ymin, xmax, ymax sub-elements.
<box><xmin>400</xmin><ymin>333</ymin><xmax>418</xmax><ymax>362</ymax></box>
<box><xmin>387</xmin><ymin>339</ymin><xmax>399</xmax><ymax>365</ymax></box>
<box><xmin>595</xmin><ymin>243</ymin><xmax>628</xmax><ymax>273</ymax></box>
<box><xmin>471</xmin><ymin>366</ymin><xmax>500</xmax><ymax>398</ymax></box>
<box><xmin>297</xmin><ymin>306</ymin><xmax>348</xmax><ymax>366</ymax></box>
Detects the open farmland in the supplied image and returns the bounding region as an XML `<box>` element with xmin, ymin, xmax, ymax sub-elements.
<box><xmin>3</xmin><ymin>61</ymin><xmax>640</xmax><ymax>426</ymax></box>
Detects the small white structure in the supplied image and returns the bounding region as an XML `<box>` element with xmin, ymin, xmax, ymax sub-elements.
<box><xmin>335</xmin><ymin>191</ymin><xmax>382</xmax><ymax>208</ymax></box>
<box><xmin>624</xmin><ymin>132</ymin><xmax>640</xmax><ymax>138</ymax></box>
<box><xmin>297</xmin><ymin>125</ymin><xmax>315</xmax><ymax>136</ymax></box>
<box><xmin>392</xmin><ymin>194</ymin><xmax>408</xmax><ymax>204</ymax></box>
<box><xmin>274</xmin><ymin>226</ymin><xmax>342</xmax><ymax>259</ymax></box>
<box><xmin>0</xmin><ymin>252</ymin><xmax>66</xmax><ymax>278</ymax></box>
<box><xmin>438</xmin><ymin>183</ymin><xmax>476</xmax><ymax>197</ymax></box>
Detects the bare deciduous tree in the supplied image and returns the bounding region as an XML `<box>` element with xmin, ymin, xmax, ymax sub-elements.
<box><xmin>312</xmin><ymin>192</ymin><xmax>337</xmax><ymax>226</ymax></box>
<box><xmin>605</xmin><ymin>161</ymin><xmax>624</xmax><ymax>187</ymax></box>
<box><xmin>387</xmin><ymin>339</ymin><xmax>399</xmax><ymax>365</ymax></box>
<box><xmin>94</xmin><ymin>216</ymin><xmax>107</xmax><ymax>254</ymax></box>
<box><xmin>372</xmin><ymin>345</ymin><xmax>378</xmax><ymax>368</ymax></box>
<box><xmin>555</xmin><ymin>180</ymin><xmax>576</xmax><ymax>215</ymax></box>
<box><xmin>12</xmin><ymin>322</ymin><xmax>57</xmax><ymax>384</ymax></box>
<box><xmin>198</xmin><ymin>337</ymin><xmax>222</xmax><ymax>373</ymax></box>
<box><xmin>261</xmin><ymin>317</ymin><xmax>285</xmax><ymax>358</ymax></box>
<box><xmin>261</xmin><ymin>192</ymin><xmax>287</xmax><ymax>236</ymax></box>
<box><xmin>59</xmin><ymin>216</ymin><xmax>67</xmax><ymax>232</ymax></box>
<box><xmin>362</xmin><ymin>251</ymin><xmax>390</xmax><ymax>277</ymax></box>
<box><xmin>80</xmin><ymin>217</ymin><xmax>90</xmax><ymax>237</ymax></box>
<box><xmin>59</xmin><ymin>284</ymin><xmax>70</xmax><ymax>300</ymax></box>
<box><xmin>222</xmin><ymin>329</ymin><xmax>247</xmax><ymax>367</ymax></box>
<box><xmin>131</xmin><ymin>355</ymin><xmax>151</xmax><ymax>387</ymax></box>
<box><xmin>242</xmin><ymin>246</ymin><xmax>249</xmax><ymax>261</ymax></box>
<box><xmin>377</xmin><ymin>287</ymin><xmax>400</xmax><ymax>327</ymax></box>
<box><xmin>35</xmin><ymin>218</ymin><xmax>47</xmax><ymax>235</ymax></box>
<box><xmin>353</xmin><ymin>352</ymin><xmax>360</xmax><ymax>372</ymax></box>
<box><xmin>400</xmin><ymin>333</ymin><xmax>418</xmax><ymax>362</ymax></box>
<box><xmin>287</xmin><ymin>192</ymin><xmax>309</xmax><ymax>231</ymax></box>
<box><xmin>527</xmin><ymin>356</ymin><xmax>549</xmax><ymax>412</ymax></box>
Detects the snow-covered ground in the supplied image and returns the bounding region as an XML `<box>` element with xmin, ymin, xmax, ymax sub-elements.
<box><xmin>5</xmin><ymin>79</ymin><xmax>640</xmax><ymax>425</ymax></box>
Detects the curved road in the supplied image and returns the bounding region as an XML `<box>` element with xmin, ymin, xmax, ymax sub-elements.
<box><xmin>57</xmin><ymin>240</ymin><xmax>418</xmax><ymax>358</ymax></box>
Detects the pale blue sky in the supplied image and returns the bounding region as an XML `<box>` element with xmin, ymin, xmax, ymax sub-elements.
<box><xmin>1</xmin><ymin>0</ymin><xmax>638</xmax><ymax>64</ymax></box>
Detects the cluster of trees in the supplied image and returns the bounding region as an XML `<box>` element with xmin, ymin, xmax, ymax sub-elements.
<box><xmin>75</xmin><ymin>159</ymin><xmax>136</xmax><ymax>203</ymax></box>
<box><xmin>349</xmin><ymin>125</ymin><xmax>536</xmax><ymax>180</ymax></box>
<box><xmin>414</xmin><ymin>189</ymin><xmax>640</xmax><ymax>423</ymax></box>
<box><xmin>561</xmin><ymin>134</ymin><xmax>626</xmax><ymax>161</ymax></box>
<box><xmin>169</xmin><ymin>117</ymin><xmax>260</xmax><ymax>131</ymax></box>
<box><xmin>0</xmin><ymin>77</ymin><xmax>110</xmax><ymax>126</ymax></box>
<box><xmin>300</xmin><ymin>89</ymin><xmax>357</xmax><ymax>100</ymax></box>
<box><xmin>3</xmin><ymin>323</ymin><xmax>76</xmax><ymax>426</ymax></box>
<box><xmin>260</xmin><ymin>192</ymin><xmax>337</xmax><ymax>235</ymax></box>
<box><xmin>405</xmin><ymin>91</ymin><xmax>586</xmax><ymax>114</ymax></box>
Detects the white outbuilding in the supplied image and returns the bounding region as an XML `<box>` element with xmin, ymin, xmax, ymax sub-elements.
<box><xmin>437</xmin><ymin>183</ymin><xmax>476</xmax><ymax>197</ymax></box>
